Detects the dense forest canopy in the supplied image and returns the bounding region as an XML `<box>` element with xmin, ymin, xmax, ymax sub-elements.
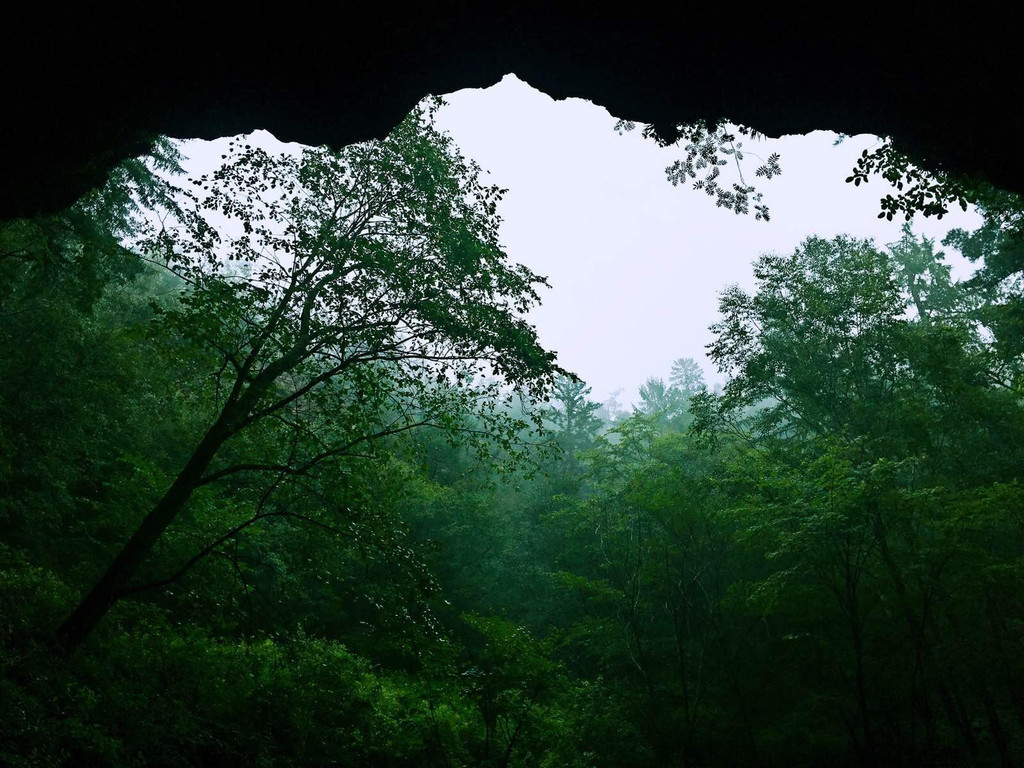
<box><xmin>3</xmin><ymin>97</ymin><xmax>1024</xmax><ymax>768</ymax></box>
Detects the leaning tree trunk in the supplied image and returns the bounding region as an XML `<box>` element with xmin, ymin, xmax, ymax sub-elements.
<box><xmin>54</xmin><ymin>417</ymin><xmax>233</xmax><ymax>653</ymax></box>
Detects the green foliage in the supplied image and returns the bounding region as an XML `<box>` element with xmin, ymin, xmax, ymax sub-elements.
<box><xmin>4</xmin><ymin>92</ymin><xmax>1024</xmax><ymax>767</ymax></box>
<box><xmin>1</xmin><ymin>611</ymin><xmax>479</xmax><ymax>768</ymax></box>
<box><xmin>544</xmin><ymin>375</ymin><xmax>603</xmax><ymax>465</ymax></box>
<box><xmin>144</xmin><ymin>107</ymin><xmax>560</xmax><ymax>470</ymax></box>
<box><xmin>0</xmin><ymin>136</ymin><xmax>182</xmax><ymax>313</ymax></box>
<box><xmin>668</xmin><ymin>356</ymin><xmax>706</xmax><ymax>397</ymax></box>
<box><xmin>617</xmin><ymin>119</ymin><xmax>782</xmax><ymax>221</ymax></box>
<box><xmin>46</xmin><ymin>102</ymin><xmax>568</xmax><ymax>652</ymax></box>
<box><xmin>944</xmin><ymin>189</ymin><xmax>1024</xmax><ymax>373</ymax></box>
<box><xmin>846</xmin><ymin>139</ymin><xmax>973</xmax><ymax>221</ymax></box>
<box><xmin>695</xmin><ymin>231</ymin><xmax>1024</xmax><ymax>764</ymax></box>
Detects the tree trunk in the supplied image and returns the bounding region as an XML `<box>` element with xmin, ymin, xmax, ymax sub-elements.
<box><xmin>850</xmin><ymin>605</ymin><xmax>875</xmax><ymax>764</ymax></box>
<box><xmin>54</xmin><ymin>418</ymin><xmax>233</xmax><ymax>652</ymax></box>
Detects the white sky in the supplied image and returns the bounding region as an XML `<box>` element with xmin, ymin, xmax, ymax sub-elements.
<box><xmin>177</xmin><ymin>73</ymin><xmax>982</xmax><ymax>407</ymax></box>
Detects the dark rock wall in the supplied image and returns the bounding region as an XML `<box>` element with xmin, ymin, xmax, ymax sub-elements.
<box><xmin>3</xmin><ymin>4</ymin><xmax>1018</xmax><ymax>217</ymax></box>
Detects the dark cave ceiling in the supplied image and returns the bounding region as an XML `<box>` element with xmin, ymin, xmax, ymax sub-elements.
<box><xmin>2</xmin><ymin>4</ymin><xmax>1018</xmax><ymax>219</ymax></box>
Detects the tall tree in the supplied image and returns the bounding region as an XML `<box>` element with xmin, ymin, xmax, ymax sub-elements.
<box><xmin>696</xmin><ymin>232</ymin><xmax>1024</xmax><ymax>763</ymax></box>
<box><xmin>668</xmin><ymin>356</ymin><xmax>706</xmax><ymax>397</ymax></box>
<box><xmin>546</xmin><ymin>375</ymin><xmax>602</xmax><ymax>452</ymax></box>
<box><xmin>55</xmin><ymin>106</ymin><xmax>562</xmax><ymax>651</ymax></box>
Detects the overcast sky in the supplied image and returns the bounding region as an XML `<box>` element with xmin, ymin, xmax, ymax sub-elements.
<box><xmin>179</xmin><ymin>74</ymin><xmax>982</xmax><ymax>407</ymax></box>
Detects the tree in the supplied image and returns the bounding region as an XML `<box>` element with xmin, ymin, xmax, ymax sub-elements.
<box><xmin>696</xmin><ymin>233</ymin><xmax>1024</xmax><ymax>763</ymax></box>
<box><xmin>705</xmin><ymin>235</ymin><xmax>912</xmax><ymax>445</ymax></box>
<box><xmin>636</xmin><ymin>376</ymin><xmax>690</xmax><ymax>430</ymax></box>
<box><xmin>547</xmin><ymin>403</ymin><xmax>740</xmax><ymax>766</ymax></box>
<box><xmin>703</xmin><ymin>233</ymin><xmax>1023</xmax><ymax>473</ymax></box>
<box><xmin>546</xmin><ymin>375</ymin><xmax>602</xmax><ymax>451</ymax></box>
<box><xmin>54</xmin><ymin>105</ymin><xmax>562</xmax><ymax>651</ymax></box>
<box><xmin>668</xmin><ymin>356</ymin><xmax>706</xmax><ymax>397</ymax></box>
<box><xmin>944</xmin><ymin>188</ymin><xmax>1024</xmax><ymax>373</ymax></box>
<box><xmin>0</xmin><ymin>136</ymin><xmax>184</xmax><ymax>313</ymax></box>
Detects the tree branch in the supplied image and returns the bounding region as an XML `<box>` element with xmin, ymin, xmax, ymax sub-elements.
<box><xmin>117</xmin><ymin>509</ymin><xmax>356</xmax><ymax>598</ymax></box>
